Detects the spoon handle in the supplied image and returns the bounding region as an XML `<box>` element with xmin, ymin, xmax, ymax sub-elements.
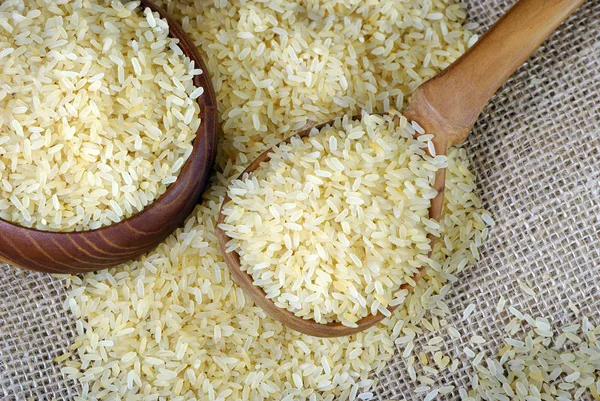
<box><xmin>406</xmin><ymin>0</ymin><xmax>584</xmax><ymax>146</ymax></box>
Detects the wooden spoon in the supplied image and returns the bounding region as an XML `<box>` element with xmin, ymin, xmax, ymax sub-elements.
<box><xmin>217</xmin><ymin>0</ymin><xmax>584</xmax><ymax>337</ymax></box>
<box><xmin>0</xmin><ymin>0</ymin><xmax>218</xmax><ymax>273</ymax></box>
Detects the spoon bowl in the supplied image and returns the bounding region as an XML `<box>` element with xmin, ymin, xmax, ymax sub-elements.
<box><xmin>0</xmin><ymin>0</ymin><xmax>218</xmax><ymax>274</ymax></box>
<box><xmin>218</xmin><ymin>0</ymin><xmax>583</xmax><ymax>337</ymax></box>
<box><xmin>217</xmin><ymin>113</ymin><xmax>446</xmax><ymax>337</ymax></box>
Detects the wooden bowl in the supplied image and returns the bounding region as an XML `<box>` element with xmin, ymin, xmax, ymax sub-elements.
<box><xmin>0</xmin><ymin>0</ymin><xmax>218</xmax><ymax>274</ymax></box>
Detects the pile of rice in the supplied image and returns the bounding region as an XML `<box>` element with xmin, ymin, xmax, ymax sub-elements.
<box><xmin>59</xmin><ymin>0</ymin><xmax>494</xmax><ymax>400</ymax></box>
<box><xmin>0</xmin><ymin>0</ymin><xmax>203</xmax><ymax>232</ymax></box>
<box><xmin>220</xmin><ymin>113</ymin><xmax>445</xmax><ymax>326</ymax></box>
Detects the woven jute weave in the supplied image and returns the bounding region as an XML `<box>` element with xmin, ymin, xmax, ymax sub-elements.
<box><xmin>1</xmin><ymin>0</ymin><xmax>598</xmax><ymax>400</ymax></box>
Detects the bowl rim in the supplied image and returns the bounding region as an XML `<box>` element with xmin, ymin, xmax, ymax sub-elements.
<box><xmin>0</xmin><ymin>0</ymin><xmax>217</xmax><ymax>238</ymax></box>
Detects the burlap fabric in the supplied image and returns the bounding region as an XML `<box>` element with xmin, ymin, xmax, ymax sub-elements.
<box><xmin>1</xmin><ymin>0</ymin><xmax>598</xmax><ymax>399</ymax></box>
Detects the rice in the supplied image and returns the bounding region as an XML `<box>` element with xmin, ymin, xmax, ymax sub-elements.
<box><xmin>470</xmin><ymin>335</ymin><xmax>486</xmax><ymax>345</ymax></box>
<box><xmin>0</xmin><ymin>0</ymin><xmax>202</xmax><ymax>232</ymax></box>
<box><xmin>221</xmin><ymin>112</ymin><xmax>445</xmax><ymax>325</ymax></box>
<box><xmin>424</xmin><ymin>389</ymin><xmax>439</xmax><ymax>401</ymax></box>
<box><xmin>158</xmin><ymin>0</ymin><xmax>477</xmax><ymax>167</ymax></box>
<box><xmin>60</xmin><ymin>0</ymin><xmax>490</xmax><ymax>399</ymax></box>
<box><xmin>519</xmin><ymin>280</ymin><xmax>538</xmax><ymax>297</ymax></box>
<box><xmin>462</xmin><ymin>304</ymin><xmax>600</xmax><ymax>401</ymax></box>
<box><xmin>463</xmin><ymin>303</ymin><xmax>477</xmax><ymax>320</ymax></box>
<box><xmin>496</xmin><ymin>295</ymin><xmax>507</xmax><ymax>313</ymax></box>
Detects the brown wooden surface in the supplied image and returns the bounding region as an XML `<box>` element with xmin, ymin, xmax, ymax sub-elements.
<box><xmin>217</xmin><ymin>0</ymin><xmax>584</xmax><ymax>337</ymax></box>
<box><xmin>0</xmin><ymin>0</ymin><xmax>218</xmax><ymax>273</ymax></box>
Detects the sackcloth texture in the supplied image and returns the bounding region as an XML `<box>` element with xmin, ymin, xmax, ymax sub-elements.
<box><xmin>0</xmin><ymin>0</ymin><xmax>599</xmax><ymax>399</ymax></box>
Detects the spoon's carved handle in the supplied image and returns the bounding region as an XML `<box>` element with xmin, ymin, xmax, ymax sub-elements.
<box><xmin>406</xmin><ymin>0</ymin><xmax>584</xmax><ymax>146</ymax></box>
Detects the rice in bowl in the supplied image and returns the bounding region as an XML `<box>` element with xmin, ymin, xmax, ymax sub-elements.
<box><xmin>0</xmin><ymin>0</ymin><xmax>204</xmax><ymax>232</ymax></box>
<box><xmin>220</xmin><ymin>112</ymin><xmax>446</xmax><ymax>327</ymax></box>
